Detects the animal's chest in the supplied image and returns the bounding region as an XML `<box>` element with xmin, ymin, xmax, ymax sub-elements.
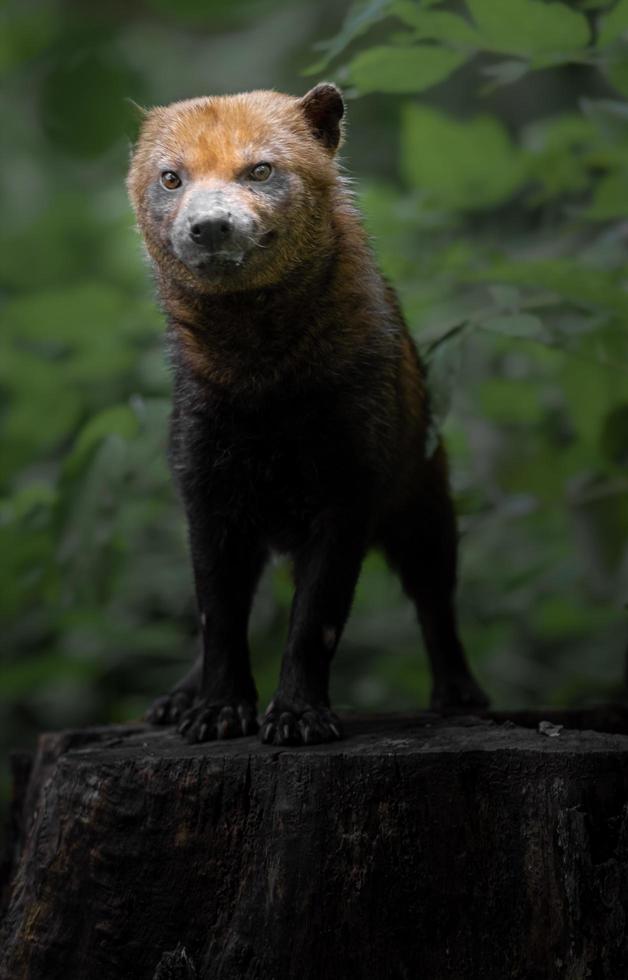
<box><xmin>180</xmin><ymin>393</ymin><xmax>361</xmax><ymax>542</ymax></box>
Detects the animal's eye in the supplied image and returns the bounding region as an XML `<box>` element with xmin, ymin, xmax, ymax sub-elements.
<box><xmin>249</xmin><ymin>162</ymin><xmax>273</xmax><ymax>182</ymax></box>
<box><xmin>160</xmin><ymin>170</ymin><xmax>182</xmax><ymax>190</ymax></box>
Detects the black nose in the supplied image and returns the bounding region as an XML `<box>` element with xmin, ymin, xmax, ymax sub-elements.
<box><xmin>189</xmin><ymin>214</ymin><xmax>233</xmax><ymax>250</ymax></box>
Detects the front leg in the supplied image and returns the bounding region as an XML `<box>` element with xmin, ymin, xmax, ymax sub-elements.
<box><xmin>177</xmin><ymin>509</ymin><xmax>268</xmax><ymax>743</ymax></box>
<box><xmin>261</xmin><ymin>509</ymin><xmax>367</xmax><ymax>745</ymax></box>
<box><xmin>146</xmin><ymin>651</ymin><xmax>203</xmax><ymax>726</ymax></box>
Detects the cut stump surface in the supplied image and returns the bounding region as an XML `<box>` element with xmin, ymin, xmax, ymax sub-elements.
<box><xmin>2</xmin><ymin>709</ymin><xmax>628</xmax><ymax>980</ymax></box>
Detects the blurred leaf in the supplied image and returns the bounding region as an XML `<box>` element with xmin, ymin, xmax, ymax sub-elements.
<box><xmin>466</xmin><ymin>0</ymin><xmax>590</xmax><ymax>58</ymax></box>
<box><xmin>0</xmin><ymin>282</ymin><xmax>158</xmax><ymax>481</ymax></box>
<box><xmin>1</xmin><ymin>483</ymin><xmax>57</xmax><ymax>522</ymax></box>
<box><xmin>585</xmin><ymin>170</ymin><xmax>628</xmax><ymax>218</ymax></box>
<box><xmin>306</xmin><ymin>0</ymin><xmax>395</xmax><ymax>72</ymax></box>
<box><xmin>523</xmin><ymin>113</ymin><xmax>597</xmax><ymax>156</ymax></box>
<box><xmin>480</xmin><ymin>313</ymin><xmax>545</xmax><ymax>339</ymax></box>
<box><xmin>0</xmin><ymin>357</ymin><xmax>84</xmax><ymax>479</ymax></box>
<box><xmin>560</xmin><ymin>353</ymin><xmax>623</xmax><ymax>447</ymax></box>
<box><xmin>349</xmin><ymin>44</ymin><xmax>468</xmax><ymax>93</ymax></box>
<box><xmin>580</xmin><ymin>97</ymin><xmax>628</xmax><ymax>145</ymax></box>
<box><xmin>597</xmin><ymin>0</ymin><xmax>628</xmax><ymax>46</ymax></box>
<box><xmin>392</xmin><ymin>4</ymin><xmax>481</xmax><ymax>46</ymax></box>
<box><xmin>479</xmin><ymin>377</ymin><xmax>545</xmax><ymax>423</ymax></box>
<box><xmin>481</xmin><ymin>59</ymin><xmax>530</xmax><ymax>87</ymax></box>
<box><xmin>0</xmin><ymin>483</ymin><xmax>56</xmax><ymax>621</ymax></box>
<box><xmin>65</xmin><ymin>405</ymin><xmax>141</xmax><ymax>477</ymax></box>
<box><xmin>606</xmin><ymin>58</ymin><xmax>628</xmax><ymax>98</ymax></box>
<box><xmin>523</xmin><ymin>113</ymin><xmax>598</xmax><ymax>199</ymax></box>
<box><xmin>401</xmin><ymin>105</ymin><xmax>526</xmax><ymax>208</ymax></box>
<box><xmin>468</xmin><ymin>260</ymin><xmax>628</xmax><ymax>318</ymax></box>
<box><xmin>489</xmin><ymin>285</ymin><xmax>522</xmax><ymax>311</ymax></box>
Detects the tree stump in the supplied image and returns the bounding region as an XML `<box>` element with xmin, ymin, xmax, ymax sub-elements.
<box><xmin>2</xmin><ymin>709</ymin><xmax>628</xmax><ymax>980</ymax></box>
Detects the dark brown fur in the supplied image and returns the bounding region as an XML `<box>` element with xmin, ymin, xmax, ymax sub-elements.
<box><xmin>127</xmin><ymin>84</ymin><xmax>488</xmax><ymax>744</ymax></box>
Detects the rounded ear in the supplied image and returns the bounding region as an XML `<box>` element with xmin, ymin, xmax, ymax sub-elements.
<box><xmin>299</xmin><ymin>83</ymin><xmax>345</xmax><ymax>152</ymax></box>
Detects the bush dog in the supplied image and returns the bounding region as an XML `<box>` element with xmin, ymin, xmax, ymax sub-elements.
<box><xmin>127</xmin><ymin>83</ymin><xmax>488</xmax><ymax>745</ymax></box>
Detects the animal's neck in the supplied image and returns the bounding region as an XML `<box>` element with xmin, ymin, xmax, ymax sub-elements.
<box><xmin>162</xmin><ymin>246</ymin><xmax>342</xmax><ymax>395</ymax></box>
<box><xmin>160</xmin><ymin>205</ymin><xmax>377</xmax><ymax>396</ymax></box>
<box><xmin>163</xmin><ymin>247</ymin><xmax>336</xmax><ymax>332</ymax></box>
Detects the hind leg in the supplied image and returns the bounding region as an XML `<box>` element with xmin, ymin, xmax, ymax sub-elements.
<box><xmin>145</xmin><ymin>653</ymin><xmax>203</xmax><ymax>725</ymax></box>
<box><xmin>383</xmin><ymin>450</ymin><xmax>488</xmax><ymax>712</ymax></box>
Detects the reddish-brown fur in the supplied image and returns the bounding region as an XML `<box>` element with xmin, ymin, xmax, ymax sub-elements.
<box><xmin>127</xmin><ymin>85</ymin><xmax>488</xmax><ymax>745</ymax></box>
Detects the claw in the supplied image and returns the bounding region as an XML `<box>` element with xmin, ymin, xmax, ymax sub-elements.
<box><xmin>174</xmin><ymin>699</ymin><xmax>257</xmax><ymax>742</ymax></box>
<box><xmin>262</xmin><ymin>722</ymin><xmax>276</xmax><ymax>744</ymax></box>
<box><xmin>261</xmin><ymin>700</ymin><xmax>344</xmax><ymax>746</ymax></box>
<box><xmin>237</xmin><ymin>705</ymin><xmax>258</xmax><ymax>737</ymax></box>
<box><xmin>241</xmin><ymin>716</ymin><xmax>256</xmax><ymax>736</ymax></box>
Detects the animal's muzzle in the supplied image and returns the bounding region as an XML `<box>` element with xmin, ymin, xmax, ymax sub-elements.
<box><xmin>189</xmin><ymin>211</ymin><xmax>234</xmax><ymax>251</ymax></box>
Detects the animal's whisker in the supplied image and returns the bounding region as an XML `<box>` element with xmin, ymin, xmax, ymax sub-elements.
<box><xmin>242</xmin><ymin>232</ymin><xmax>269</xmax><ymax>250</ymax></box>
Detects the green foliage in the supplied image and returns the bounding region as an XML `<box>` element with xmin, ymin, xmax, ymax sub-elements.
<box><xmin>2</xmin><ymin>0</ymin><xmax>628</xmax><ymax>798</ymax></box>
<box><xmin>391</xmin><ymin>4</ymin><xmax>481</xmax><ymax>47</ymax></box>
<box><xmin>315</xmin><ymin>0</ymin><xmax>595</xmax><ymax>78</ymax></box>
<box><xmin>334</xmin><ymin>0</ymin><xmax>628</xmax><ymax>709</ymax></box>
<box><xmin>465</xmin><ymin>0</ymin><xmax>589</xmax><ymax>60</ymax></box>
<box><xmin>401</xmin><ymin>105</ymin><xmax>525</xmax><ymax>208</ymax></box>
<box><xmin>349</xmin><ymin>44</ymin><xmax>468</xmax><ymax>93</ymax></box>
<box><xmin>308</xmin><ymin>0</ymin><xmax>395</xmax><ymax>72</ymax></box>
<box><xmin>597</xmin><ymin>0</ymin><xmax>628</xmax><ymax>46</ymax></box>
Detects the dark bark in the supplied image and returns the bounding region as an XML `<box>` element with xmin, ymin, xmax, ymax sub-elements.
<box><xmin>2</xmin><ymin>709</ymin><xmax>628</xmax><ymax>980</ymax></box>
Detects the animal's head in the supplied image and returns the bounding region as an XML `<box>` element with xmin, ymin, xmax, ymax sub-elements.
<box><xmin>127</xmin><ymin>84</ymin><xmax>345</xmax><ymax>294</ymax></box>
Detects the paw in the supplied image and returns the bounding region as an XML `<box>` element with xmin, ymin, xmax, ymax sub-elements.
<box><xmin>430</xmin><ymin>675</ymin><xmax>490</xmax><ymax>714</ymax></box>
<box><xmin>145</xmin><ymin>690</ymin><xmax>193</xmax><ymax>726</ymax></box>
<box><xmin>176</xmin><ymin>699</ymin><xmax>258</xmax><ymax>743</ymax></box>
<box><xmin>260</xmin><ymin>700</ymin><xmax>342</xmax><ymax>746</ymax></box>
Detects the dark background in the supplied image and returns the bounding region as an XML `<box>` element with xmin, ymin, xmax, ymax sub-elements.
<box><xmin>3</xmin><ymin>0</ymin><xmax>628</xmax><ymax>800</ymax></box>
